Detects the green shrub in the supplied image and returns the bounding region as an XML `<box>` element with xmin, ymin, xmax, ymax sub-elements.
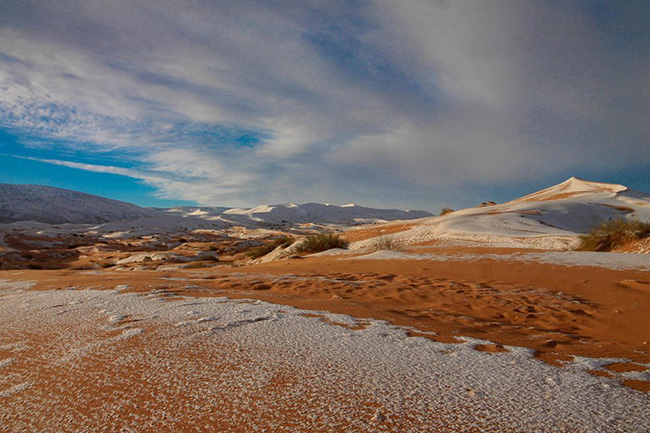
<box><xmin>295</xmin><ymin>233</ymin><xmax>348</xmax><ymax>253</ymax></box>
<box><xmin>371</xmin><ymin>235</ymin><xmax>401</xmax><ymax>251</ymax></box>
<box><xmin>577</xmin><ymin>218</ymin><xmax>650</xmax><ymax>252</ymax></box>
<box><xmin>246</xmin><ymin>237</ymin><xmax>294</xmax><ymax>259</ymax></box>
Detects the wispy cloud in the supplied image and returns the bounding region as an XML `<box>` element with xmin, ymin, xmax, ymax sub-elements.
<box><xmin>1</xmin><ymin>0</ymin><xmax>648</xmax><ymax>208</ymax></box>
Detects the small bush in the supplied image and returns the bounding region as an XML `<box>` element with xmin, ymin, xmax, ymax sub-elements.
<box><xmin>296</xmin><ymin>233</ymin><xmax>348</xmax><ymax>253</ymax></box>
<box><xmin>371</xmin><ymin>235</ymin><xmax>401</xmax><ymax>251</ymax></box>
<box><xmin>196</xmin><ymin>253</ymin><xmax>219</xmax><ymax>262</ymax></box>
<box><xmin>246</xmin><ymin>237</ymin><xmax>294</xmax><ymax>259</ymax></box>
<box><xmin>440</xmin><ymin>207</ymin><xmax>454</xmax><ymax>216</ymax></box>
<box><xmin>577</xmin><ymin>218</ymin><xmax>650</xmax><ymax>252</ymax></box>
<box><xmin>185</xmin><ymin>261</ymin><xmax>209</xmax><ymax>269</ymax></box>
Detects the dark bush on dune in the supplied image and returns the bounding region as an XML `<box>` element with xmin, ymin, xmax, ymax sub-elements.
<box><xmin>577</xmin><ymin>218</ymin><xmax>650</xmax><ymax>252</ymax></box>
<box><xmin>246</xmin><ymin>237</ymin><xmax>294</xmax><ymax>258</ymax></box>
<box><xmin>295</xmin><ymin>233</ymin><xmax>348</xmax><ymax>253</ymax></box>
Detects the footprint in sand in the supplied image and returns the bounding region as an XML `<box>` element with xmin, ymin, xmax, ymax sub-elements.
<box><xmin>0</xmin><ymin>382</ymin><xmax>32</xmax><ymax>398</ymax></box>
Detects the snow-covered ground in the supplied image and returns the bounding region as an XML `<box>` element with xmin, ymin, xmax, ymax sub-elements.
<box><xmin>349</xmin><ymin>249</ymin><xmax>650</xmax><ymax>271</ymax></box>
<box><xmin>0</xmin><ymin>281</ymin><xmax>648</xmax><ymax>432</ymax></box>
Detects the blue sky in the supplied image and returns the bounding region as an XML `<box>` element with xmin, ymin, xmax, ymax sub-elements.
<box><xmin>1</xmin><ymin>0</ymin><xmax>648</xmax><ymax>212</ymax></box>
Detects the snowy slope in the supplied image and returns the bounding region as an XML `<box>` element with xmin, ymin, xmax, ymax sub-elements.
<box><xmin>219</xmin><ymin>202</ymin><xmax>432</xmax><ymax>226</ymax></box>
<box><xmin>0</xmin><ymin>184</ymin><xmax>159</xmax><ymax>224</ymax></box>
<box><xmin>88</xmin><ymin>203</ymin><xmax>432</xmax><ymax>237</ymax></box>
<box><xmin>359</xmin><ymin>177</ymin><xmax>650</xmax><ymax>250</ymax></box>
<box><xmin>0</xmin><ymin>184</ymin><xmax>431</xmax><ymax>232</ymax></box>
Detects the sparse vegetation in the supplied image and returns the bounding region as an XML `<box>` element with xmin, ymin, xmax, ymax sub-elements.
<box><xmin>295</xmin><ymin>233</ymin><xmax>348</xmax><ymax>253</ymax></box>
<box><xmin>371</xmin><ymin>235</ymin><xmax>401</xmax><ymax>251</ymax></box>
<box><xmin>577</xmin><ymin>218</ymin><xmax>650</xmax><ymax>252</ymax></box>
<box><xmin>185</xmin><ymin>261</ymin><xmax>211</xmax><ymax>269</ymax></box>
<box><xmin>440</xmin><ymin>207</ymin><xmax>454</xmax><ymax>216</ymax></box>
<box><xmin>196</xmin><ymin>253</ymin><xmax>219</xmax><ymax>262</ymax></box>
<box><xmin>246</xmin><ymin>237</ymin><xmax>294</xmax><ymax>259</ymax></box>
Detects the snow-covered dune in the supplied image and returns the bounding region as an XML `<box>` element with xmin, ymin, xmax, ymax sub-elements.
<box><xmin>0</xmin><ymin>184</ymin><xmax>158</xmax><ymax>224</ymax></box>
<box><xmin>358</xmin><ymin>177</ymin><xmax>650</xmax><ymax>250</ymax></box>
<box><xmin>219</xmin><ymin>202</ymin><xmax>432</xmax><ymax>226</ymax></box>
<box><xmin>95</xmin><ymin>203</ymin><xmax>432</xmax><ymax>236</ymax></box>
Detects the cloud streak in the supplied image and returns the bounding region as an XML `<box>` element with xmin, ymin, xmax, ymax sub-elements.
<box><xmin>1</xmin><ymin>0</ymin><xmax>648</xmax><ymax>209</ymax></box>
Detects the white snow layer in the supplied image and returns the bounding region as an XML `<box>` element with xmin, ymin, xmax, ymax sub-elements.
<box><xmin>0</xmin><ymin>281</ymin><xmax>648</xmax><ymax>432</ymax></box>
<box><xmin>350</xmin><ymin>250</ymin><xmax>650</xmax><ymax>271</ymax></box>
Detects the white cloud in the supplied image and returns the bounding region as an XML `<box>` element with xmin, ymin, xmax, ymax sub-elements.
<box><xmin>0</xmin><ymin>0</ymin><xmax>648</xmax><ymax>208</ymax></box>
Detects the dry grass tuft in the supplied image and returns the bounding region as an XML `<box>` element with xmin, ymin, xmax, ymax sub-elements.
<box><xmin>577</xmin><ymin>218</ymin><xmax>650</xmax><ymax>252</ymax></box>
<box><xmin>371</xmin><ymin>235</ymin><xmax>401</xmax><ymax>251</ymax></box>
<box><xmin>295</xmin><ymin>233</ymin><xmax>348</xmax><ymax>253</ymax></box>
<box><xmin>246</xmin><ymin>237</ymin><xmax>294</xmax><ymax>259</ymax></box>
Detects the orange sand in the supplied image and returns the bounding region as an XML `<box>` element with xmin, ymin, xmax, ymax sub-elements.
<box><xmin>7</xmin><ymin>246</ymin><xmax>649</xmax><ymax>391</ymax></box>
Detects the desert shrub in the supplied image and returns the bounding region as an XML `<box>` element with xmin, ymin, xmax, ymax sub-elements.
<box><xmin>196</xmin><ymin>253</ymin><xmax>219</xmax><ymax>261</ymax></box>
<box><xmin>440</xmin><ymin>207</ymin><xmax>454</xmax><ymax>216</ymax></box>
<box><xmin>246</xmin><ymin>237</ymin><xmax>294</xmax><ymax>259</ymax></box>
<box><xmin>577</xmin><ymin>218</ymin><xmax>650</xmax><ymax>252</ymax></box>
<box><xmin>371</xmin><ymin>235</ymin><xmax>401</xmax><ymax>251</ymax></box>
<box><xmin>295</xmin><ymin>233</ymin><xmax>348</xmax><ymax>253</ymax></box>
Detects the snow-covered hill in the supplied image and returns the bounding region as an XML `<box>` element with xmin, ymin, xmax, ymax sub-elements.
<box><xmin>0</xmin><ymin>184</ymin><xmax>432</xmax><ymax>236</ymax></box>
<box><xmin>355</xmin><ymin>177</ymin><xmax>650</xmax><ymax>250</ymax></box>
<box><xmin>0</xmin><ymin>184</ymin><xmax>159</xmax><ymax>224</ymax></box>
<box><xmin>218</xmin><ymin>202</ymin><xmax>432</xmax><ymax>226</ymax></box>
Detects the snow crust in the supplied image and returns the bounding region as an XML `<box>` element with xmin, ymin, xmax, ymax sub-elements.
<box><xmin>0</xmin><ymin>282</ymin><xmax>648</xmax><ymax>431</ymax></box>
<box><xmin>350</xmin><ymin>250</ymin><xmax>650</xmax><ymax>271</ymax></box>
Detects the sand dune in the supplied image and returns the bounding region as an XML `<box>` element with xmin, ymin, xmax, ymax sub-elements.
<box><xmin>349</xmin><ymin>177</ymin><xmax>650</xmax><ymax>250</ymax></box>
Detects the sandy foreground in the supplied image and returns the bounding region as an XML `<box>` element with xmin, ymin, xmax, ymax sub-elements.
<box><xmin>1</xmin><ymin>247</ymin><xmax>650</xmax><ymax>432</ymax></box>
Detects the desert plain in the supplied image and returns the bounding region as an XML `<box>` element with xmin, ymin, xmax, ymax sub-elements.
<box><xmin>1</xmin><ymin>178</ymin><xmax>650</xmax><ymax>432</ymax></box>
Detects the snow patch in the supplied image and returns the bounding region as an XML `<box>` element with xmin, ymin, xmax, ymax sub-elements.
<box><xmin>350</xmin><ymin>250</ymin><xmax>650</xmax><ymax>271</ymax></box>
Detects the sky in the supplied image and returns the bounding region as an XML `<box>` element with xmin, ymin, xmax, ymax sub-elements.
<box><xmin>1</xmin><ymin>0</ymin><xmax>648</xmax><ymax>211</ymax></box>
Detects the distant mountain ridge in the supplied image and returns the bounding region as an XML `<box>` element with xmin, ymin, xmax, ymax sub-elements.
<box><xmin>0</xmin><ymin>184</ymin><xmax>157</xmax><ymax>224</ymax></box>
<box><xmin>178</xmin><ymin>202</ymin><xmax>432</xmax><ymax>226</ymax></box>
<box><xmin>0</xmin><ymin>183</ymin><xmax>433</xmax><ymax>228</ymax></box>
